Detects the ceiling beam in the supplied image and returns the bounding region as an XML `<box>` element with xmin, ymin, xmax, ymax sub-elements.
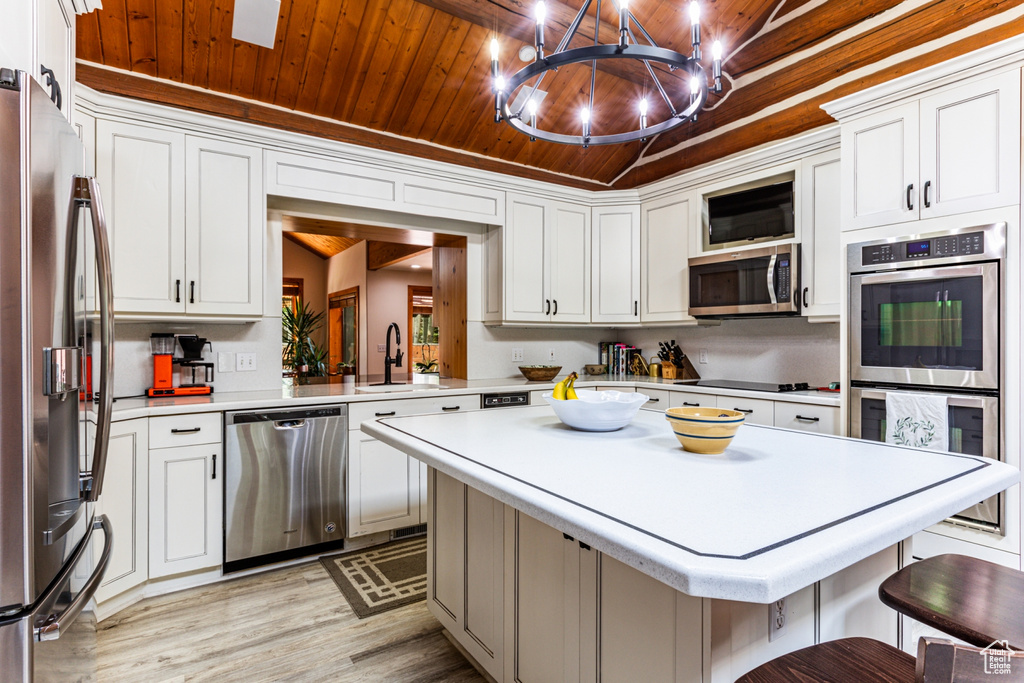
<box><xmin>367</xmin><ymin>241</ymin><xmax>432</xmax><ymax>270</ymax></box>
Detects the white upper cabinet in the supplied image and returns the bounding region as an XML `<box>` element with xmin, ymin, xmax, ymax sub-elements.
<box><xmin>94</xmin><ymin>120</ymin><xmax>264</xmax><ymax>319</ymax></box>
<box><xmin>592</xmin><ymin>205</ymin><xmax>641</xmax><ymax>324</ymax></box>
<box><xmin>503</xmin><ymin>193</ymin><xmax>590</xmax><ymax>324</ymax></box>
<box><xmin>36</xmin><ymin>0</ymin><xmax>74</xmax><ymax>120</ymax></box>
<box><xmin>641</xmin><ymin>194</ymin><xmax>694</xmax><ymax>324</ymax></box>
<box><xmin>799</xmin><ymin>149</ymin><xmax>841</xmax><ymax>320</ymax></box>
<box><xmin>840</xmin><ymin>70</ymin><xmax>1020</xmax><ymax>231</ymax></box>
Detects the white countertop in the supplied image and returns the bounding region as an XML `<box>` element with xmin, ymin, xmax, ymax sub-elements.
<box><xmin>362</xmin><ymin>405</ymin><xmax>1018</xmax><ymax>603</ymax></box>
<box><xmin>107</xmin><ymin>375</ymin><xmax>839</xmax><ymax>420</ymax></box>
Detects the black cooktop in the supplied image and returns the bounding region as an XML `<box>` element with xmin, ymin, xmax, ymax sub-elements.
<box><xmin>681</xmin><ymin>379</ymin><xmax>811</xmax><ymax>393</ymax></box>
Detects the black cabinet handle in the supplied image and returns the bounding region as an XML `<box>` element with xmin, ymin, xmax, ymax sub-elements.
<box><xmin>802</xmin><ymin>287</ymin><xmax>808</xmax><ymax>308</ymax></box>
<box><xmin>189</xmin><ymin>281</ymin><xmax>195</xmax><ymax>304</ymax></box>
<box><xmin>39</xmin><ymin>65</ymin><xmax>62</xmax><ymax>109</ymax></box>
<box><xmin>682</xmin><ymin>401</ymin><xmax>700</xmax><ymax>407</ymax></box>
<box><xmin>171</xmin><ymin>427</ymin><xmax>201</xmax><ymax>434</ymax></box>
<box><xmin>175</xmin><ymin>279</ymin><xmax>181</xmax><ymax>303</ymax></box>
<box><xmin>795</xmin><ymin>415</ymin><xmax>820</xmax><ymax>423</ymax></box>
<box><xmin>553</xmin><ymin>299</ymin><xmax>557</xmax><ymax>316</ymax></box>
<box><xmin>211</xmin><ymin>454</ymin><xmax>217</xmax><ymax>480</ymax></box>
<box><xmin>545</xmin><ymin>299</ymin><xmax>551</xmax><ymax>315</ymax></box>
<box><xmin>375</xmin><ymin>411</ymin><xmax>396</xmax><ymax>417</ymax></box>
<box><xmin>923</xmin><ymin>180</ymin><xmax>932</xmax><ymax>208</ymax></box>
<box><xmin>906</xmin><ymin>183</ymin><xmax>914</xmax><ymax>210</ymax></box>
<box><xmin>647</xmin><ymin>397</ymin><xmax>660</xmax><ymax>403</ymax></box>
<box><xmin>579</xmin><ymin>541</ymin><xmax>591</xmax><ymax>551</ymax></box>
<box><xmin>734</xmin><ymin>408</ymin><xmax>754</xmax><ymax>414</ymax></box>
<box><xmin>562</xmin><ymin>533</ymin><xmax>574</xmax><ymax>542</ymax></box>
<box><xmin>441</xmin><ymin>406</ymin><xmax>461</xmax><ymax>412</ymax></box>
<box><xmin>634</xmin><ymin>301</ymin><xmax>638</xmax><ymax>316</ymax></box>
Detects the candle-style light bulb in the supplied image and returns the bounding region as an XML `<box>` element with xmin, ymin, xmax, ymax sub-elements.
<box><xmin>689</xmin><ymin>1</ymin><xmax>701</xmax><ymax>60</ymax></box>
<box><xmin>638</xmin><ymin>97</ymin><xmax>648</xmax><ymax>131</ymax></box>
<box><xmin>711</xmin><ymin>40</ymin><xmax>722</xmax><ymax>60</ymax></box>
<box><xmin>689</xmin><ymin>77</ymin><xmax>700</xmax><ymax>95</ymax></box>
<box><xmin>711</xmin><ymin>40</ymin><xmax>723</xmax><ymax>92</ymax></box>
<box><xmin>618</xmin><ymin>0</ymin><xmax>630</xmax><ymax>47</ymax></box>
<box><xmin>581</xmin><ymin>106</ymin><xmax>591</xmax><ymax>146</ymax></box>
<box><xmin>535</xmin><ymin>2</ymin><xmax>546</xmax><ymax>59</ymax></box>
<box><xmin>527</xmin><ymin>99</ymin><xmax>538</xmax><ymax>117</ymax></box>
<box><xmin>490</xmin><ymin>38</ymin><xmax>499</xmax><ymax>61</ymax></box>
<box><xmin>495</xmin><ymin>75</ymin><xmax>506</xmax><ymax>92</ymax></box>
<box><xmin>580</xmin><ymin>107</ymin><xmax>590</xmax><ymax>124</ymax></box>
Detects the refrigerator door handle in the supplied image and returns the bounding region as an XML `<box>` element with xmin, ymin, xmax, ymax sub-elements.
<box><xmin>69</xmin><ymin>176</ymin><xmax>115</xmax><ymax>502</ymax></box>
<box><xmin>34</xmin><ymin>515</ymin><xmax>113</xmax><ymax>642</ymax></box>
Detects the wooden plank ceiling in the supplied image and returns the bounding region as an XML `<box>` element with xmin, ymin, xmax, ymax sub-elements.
<box><xmin>76</xmin><ymin>0</ymin><xmax>1024</xmax><ymax>189</ymax></box>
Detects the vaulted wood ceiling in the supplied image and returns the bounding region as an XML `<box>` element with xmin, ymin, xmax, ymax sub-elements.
<box><xmin>76</xmin><ymin>0</ymin><xmax>1024</xmax><ymax>189</ymax></box>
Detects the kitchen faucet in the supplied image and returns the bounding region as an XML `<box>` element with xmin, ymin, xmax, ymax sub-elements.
<box><xmin>383</xmin><ymin>322</ymin><xmax>403</xmax><ymax>385</ymax></box>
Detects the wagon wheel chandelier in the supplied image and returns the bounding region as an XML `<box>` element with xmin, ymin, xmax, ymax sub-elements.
<box><xmin>490</xmin><ymin>0</ymin><xmax>723</xmax><ymax>147</ymax></box>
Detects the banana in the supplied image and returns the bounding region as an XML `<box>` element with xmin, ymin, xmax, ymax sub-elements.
<box><xmin>565</xmin><ymin>372</ymin><xmax>579</xmax><ymax>400</ymax></box>
<box><xmin>552</xmin><ymin>374</ymin><xmax>570</xmax><ymax>400</ymax></box>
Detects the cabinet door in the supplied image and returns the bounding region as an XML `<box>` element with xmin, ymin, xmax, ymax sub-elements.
<box><xmin>347</xmin><ymin>431</ymin><xmax>419</xmax><ymax>536</ymax></box>
<box><xmin>93</xmin><ymin>419</ymin><xmax>149</xmax><ymax>604</ymax></box>
<box><xmin>919</xmin><ymin>70</ymin><xmax>1021</xmax><ymax>219</ymax></box>
<box><xmin>840</xmin><ymin>102</ymin><xmax>918</xmax><ymax>231</ymax></box>
<box><xmin>184</xmin><ymin>137</ymin><xmax>264</xmax><ymax>316</ymax></box>
<box><xmin>799</xmin><ymin>150</ymin><xmax>841</xmax><ymax>320</ymax></box>
<box><xmin>96</xmin><ymin>120</ymin><xmax>186</xmax><ymax>315</ymax></box>
<box><xmin>773</xmin><ymin>402</ymin><xmax>839</xmax><ymax>435</ymax></box>
<box><xmin>670</xmin><ymin>391</ymin><xmax>713</xmax><ymax>409</ymax></box>
<box><xmin>504</xmin><ymin>510</ymin><xmax>580</xmax><ymax>683</ymax></box>
<box><xmin>150</xmin><ymin>444</ymin><xmax>222</xmax><ymax>577</ymax></box>
<box><xmin>548</xmin><ymin>203</ymin><xmax>591</xmax><ymax>323</ymax></box>
<box><xmin>592</xmin><ymin>205</ymin><xmax>641</xmax><ymax>324</ymax></box>
<box><xmin>36</xmin><ymin>0</ymin><xmax>73</xmax><ymax>120</ymax></box>
<box><xmin>642</xmin><ymin>194</ymin><xmax>694</xmax><ymax>323</ymax></box>
<box><xmin>716</xmin><ymin>395</ymin><xmax>774</xmax><ymax>426</ymax></box>
<box><xmin>505</xmin><ymin>194</ymin><xmax>550</xmax><ymax>322</ymax></box>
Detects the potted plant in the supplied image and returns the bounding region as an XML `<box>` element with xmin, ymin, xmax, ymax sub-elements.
<box><xmin>414</xmin><ymin>342</ymin><xmax>439</xmax><ymax>374</ymax></box>
<box><xmin>282</xmin><ymin>301</ymin><xmax>329</xmax><ymax>384</ymax></box>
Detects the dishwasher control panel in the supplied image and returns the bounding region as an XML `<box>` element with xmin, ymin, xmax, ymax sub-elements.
<box><xmin>481</xmin><ymin>392</ymin><xmax>530</xmax><ymax>409</ymax></box>
<box><xmin>228</xmin><ymin>405</ymin><xmax>344</xmax><ymax>424</ymax></box>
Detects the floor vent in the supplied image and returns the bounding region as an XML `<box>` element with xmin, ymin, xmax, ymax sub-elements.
<box><xmin>392</xmin><ymin>524</ymin><xmax>427</xmax><ymax>540</ymax></box>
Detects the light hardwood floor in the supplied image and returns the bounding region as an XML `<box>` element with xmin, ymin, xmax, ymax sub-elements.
<box><xmin>94</xmin><ymin>561</ymin><xmax>485</xmax><ymax>682</ymax></box>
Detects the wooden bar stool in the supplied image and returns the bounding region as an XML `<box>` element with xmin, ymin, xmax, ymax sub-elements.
<box><xmin>879</xmin><ymin>553</ymin><xmax>1024</xmax><ymax>651</ymax></box>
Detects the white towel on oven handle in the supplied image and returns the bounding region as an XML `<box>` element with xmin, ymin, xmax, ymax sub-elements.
<box><xmin>885</xmin><ymin>391</ymin><xmax>949</xmax><ymax>451</ymax></box>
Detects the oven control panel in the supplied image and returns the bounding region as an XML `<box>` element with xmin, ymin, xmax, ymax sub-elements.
<box><xmin>860</xmin><ymin>230</ymin><xmax>985</xmax><ymax>266</ymax></box>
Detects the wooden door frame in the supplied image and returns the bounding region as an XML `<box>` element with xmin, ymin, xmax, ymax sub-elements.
<box><xmin>408</xmin><ymin>285</ymin><xmax>434</xmax><ymax>373</ymax></box>
<box><xmin>328</xmin><ymin>286</ymin><xmax>359</xmax><ymax>374</ymax></box>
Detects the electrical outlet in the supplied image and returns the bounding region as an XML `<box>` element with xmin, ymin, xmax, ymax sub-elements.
<box><xmin>377</xmin><ymin>344</ymin><xmax>386</xmax><ymax>353</ymax></box>
<box><xmin>547</xmin><ymin>349</ymin><xmax>556</xmax><ymax>362</ymax></box>
<box><xmin>218</xmin><ymin>352</ymin><xmax>234</xmax><ymax>373</ymax></box>
<box><xmin>236</xmin><ymin>353</ymin><xmax>257</xmax><ymax>372</ymax></box>
<box><xmin>768</xmin><ymin>597</ymin><xmax>787</xmax><ymax>642</ymax></box>
<box><xmin>512</xmin><ymin>348</ymin><xmax>524</xmax><ymax>362</ymax></box>
<box><xmin>699</xmin><ymin>348</ymin><xmax>709</xmax><ymax>364</ymax></box>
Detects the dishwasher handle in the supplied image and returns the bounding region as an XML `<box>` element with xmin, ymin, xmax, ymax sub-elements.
<box><xmin>273</xmin><ymin>419</ymin><xmax>306</xmax><ymax>430</ymax></box>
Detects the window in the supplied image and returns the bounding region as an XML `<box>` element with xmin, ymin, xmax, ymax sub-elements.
<box><xmin>329</xmin><ymin>287</ymin><xmax>359</xmax><ymax>374</ymax></box>
<box><xmin>409</xmin><ymin>285</ymin><xmax>438</xmax><ymax>373</ymax></box>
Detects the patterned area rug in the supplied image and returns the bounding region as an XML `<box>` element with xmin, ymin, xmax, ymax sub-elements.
<box><xmin>320</xmin><ymin>537</ymin><xmax>427</xmax><ymax>619</ymax></box>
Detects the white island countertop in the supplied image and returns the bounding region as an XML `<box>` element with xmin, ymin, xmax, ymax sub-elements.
<box><xmin>362</xmin><ymin>405</ymin><xmax>1018</xmax><ymax>603</ymax></box>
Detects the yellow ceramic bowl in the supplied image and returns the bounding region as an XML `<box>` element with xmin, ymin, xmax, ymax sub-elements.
<box><xmin>665</xmin><ymin>407</ymin><xmax>745</xmax><ymax>454</ymax></box>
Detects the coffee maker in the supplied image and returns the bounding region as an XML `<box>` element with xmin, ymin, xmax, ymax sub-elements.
<box><xmin>147</xmin><ymin>333</ymin><xmax>215</xmax><ymax>397</ymax></box>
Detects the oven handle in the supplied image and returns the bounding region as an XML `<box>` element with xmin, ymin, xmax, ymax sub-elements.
<box><xmin>853</xmin><ymin>263</ymin><xmax>988</xmax><ymax>286</ymax></box>
<box><xmin>766</xmin><ymin>253</ymin><xmax>778</xmax><ymax>305</ymax></box>
<box><xmin>853</xmin><ymin>388</ymin><xmax>991</xmax><ymax>409</ymax></box>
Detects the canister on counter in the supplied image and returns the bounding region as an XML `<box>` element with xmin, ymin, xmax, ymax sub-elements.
<box><xmin>649</xmin><ymin>357</ymin><xmax>660</xmax><ymax>377</ymax></box>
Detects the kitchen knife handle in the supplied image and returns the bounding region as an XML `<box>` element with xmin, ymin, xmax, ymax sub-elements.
<box><xmin>923</xmin><ymin>180</ymin><xmax>932</xmax><ymax>208</ymax></box>
<box><xmin>906</xmin><ymin>183</ymin><xmax>914</xmax><ymax>210</ymax></box>
<box><xmin>176</xmin><ymin>279</ymin><xmax>181</xmax><ymax>303</ymax></box>
<box><xmin>190</xmin><ymin>280</ymin><xmax>195</xmax><ymax>304</ymax></box>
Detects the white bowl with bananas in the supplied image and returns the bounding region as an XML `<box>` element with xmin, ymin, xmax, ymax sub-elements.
<box><xmin>543</xmin><ymin>374</ymin><xmax>649</xmax><ymax>431</ymax></box>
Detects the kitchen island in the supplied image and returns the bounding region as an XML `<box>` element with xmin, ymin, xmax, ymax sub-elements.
<box><xmin>362</xmin><ymin>405</ymin><xmax>1018</xmax><ymax>682</ymax></box>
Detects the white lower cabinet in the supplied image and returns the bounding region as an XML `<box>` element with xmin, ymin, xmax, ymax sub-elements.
<box><xmin>149</xmin><ymin>442</ymin><xmax>223</xmax><ymax>578</ymax></box>
<box><xmin>773</xmin><ymin>402</ymin><xmax>839</xmax><ymax>435</ymax></box>
<box><xmin>716</xmin><ymin>395</ymin><xmax>774</xmax><ymax>426</ymax></box>
<box><xmin>670</xmin><ymin>391</ymin><xmax>712</xmax><ymax>409</ymax></box>
<box><xmin>347</xmin><ymin>430</ymin><xmax>419</xmax><ymax>536</ymax></box>
<box><xmin>93</xmin><ymin>418</ymin><xmax>149</xmax><ymax>604</ymax></box>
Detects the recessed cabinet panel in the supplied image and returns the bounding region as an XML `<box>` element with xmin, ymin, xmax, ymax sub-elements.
<box><xmin>800</xmin><ymin>150</ymin><xmax>841</xmax><ymax>319</ymax></box>
<box><xmin>592</xmin><ymin>206</ymin><xmax>641</xmax><ymax>324</ymax></box>
<box><xmin>97</xmin><ymin>121</ymin><xmax>186</xmax><ymax>314</ymax></box>
<box><xmin>185</xmin><ymin>138</ymin><xmax>263</xmax><ymax>315</ymax></box>
<box><xmin>506</xmin><ymin>198</ymin><xmax>549</xmax><ymax>322</ymax></box>
<box><xmin>348</xmin><ymin>433</ymin><xmax>418</xmax><ymax>535</ymax></box>
<box><xmin>642</xmin><ymin>197</ymin><xmax>692</xmax><ymax>323</ymax></box>
<box><xmin>549</xmin><ymin>205</ymin><xmax>590</xmax><ymax>322</ymax></box>
<box><xmin>844</xmin><ymin>103</ymin><xmax>918</xmax><ymax>230</ymax></box>
<box><xmin>431</xmin><ymin>468</ymin><xmax>463</xmax><ymax>621</ymax></box>
<box><xmin>36</xmin><ymin>0</ymin><xmax>73</xmax><ymax>120</ymax></box>
<box><xmin>150</xmin><ymin>444</ymin><xmax>222</xmax><ymax>577</ymax></box>
<box><xmin>715</xmin><ymin>395</ymin><xmax>774</xmax><ymax>426</ymax></box>
<box><xmin>464</xmin><ymin>486</ymin><xmax>502</xmax><ymax>658</ymax></box>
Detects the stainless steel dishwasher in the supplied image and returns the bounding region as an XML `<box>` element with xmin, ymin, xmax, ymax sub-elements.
<box><xmin>224</xmin><ymin>405</ymin><xmax>347</xmax><ymax>572</ymax></box>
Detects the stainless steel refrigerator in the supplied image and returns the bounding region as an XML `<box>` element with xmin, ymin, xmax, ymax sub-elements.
<box><xmin>0</xmin><ymin>69</ymin><xmax>115</xmax><ymax>681</ymax></box>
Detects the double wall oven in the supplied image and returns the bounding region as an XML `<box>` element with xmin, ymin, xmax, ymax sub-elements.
<box><xmin>848</xmin><ymin>223</ymin><xmax>1005</xmax><ymax>533</ymax></box>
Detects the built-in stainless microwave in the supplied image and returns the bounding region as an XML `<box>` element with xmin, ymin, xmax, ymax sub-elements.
<box><xmin>688</xmin><ymin>244</ymin><xmax>800</xmax><ymax>318</ymax></box>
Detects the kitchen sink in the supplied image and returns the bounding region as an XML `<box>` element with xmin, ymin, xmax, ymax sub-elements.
<box><xmin>355</xmin><ymin>384</ymin><xmax>448</xmax><ymax>393</ymax></box>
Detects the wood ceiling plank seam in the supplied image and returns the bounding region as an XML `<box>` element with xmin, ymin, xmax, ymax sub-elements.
<box><xmin>271</xmin><ymin>0</ymin><xmax>322</xmax><ymax>109</ymax></box>
<box><xmin>347</xmin><ymin>0</ymin><xmax>428</xmax><ymax>126</ymax></box>
<box><xmin>362</xmin><ymin>3</ymin><xmax>439</xmax><ymax>128</ymax></box>
<box><xmin>206</xmin><ymin>0</ymin><xmax>237</xmax><ymax>93</ymax></box>
<box><xmin>380</xmin><ymin>13</ymin><xmax>457</xmax><ymax>132</ymax></box>
<box><xmin>617</xmin><ymin>11</ymin><xmax>1024</xmax><ymax>187</ymax></box>
<box><xmin>251</xmin><ymin>0</ymin><xmax>293</xmax><ymax>102</ymax></box>
<box><xmin>228</xmin><ymin>40</ymin><xmax>260</xmax><ymax>98</ymax></box>
<box><xmin>95</xmin><ymin>0</ymin><xmax>131</xmax><ymax>70</ymax></box>
<box><xmin>292</xmin><ymin>0</ymin><xmax>346</xmax><ymax>112</ymax></box>
<box><xmin>75</xmin><ymin>10</ymin><xmax>104</xmax><ymax>64</ymax></box>
<box><xmin>309</xmin><ymin>0</ymin><xmax>374</xmax><ymax>117</ymax></box>
<box><xmin>726</xmin><ymin>0</ymin><xmax>906</xmax><ymax>76</ymax></box>
<box><xmin>126</xmin><ymin>0</ymin><xmax>159</xmax><ymax>77</ymax></box>
<box><xmin>394</xmin><ymin>19</ymin><xmax>473</xmax><ymax>138</ymax></box>
<box><xmin>154</xmin><ymin>0</ymin><xmax>184</xmax><ymax>82</ymax></box>
<box><xmin>330</xmin><ymin>0</ymin><xmax>395</xmax><ymax>121</ymax></box>
<box><xmin>643</xmin><ymin>0</ymin><xmax>1017</xmax><ymax>156</ymax></box>
<box><xmin>182</xmin><ymin>0</ymin><xmax>213</xmax><ymax>88</ymax></box>
<box><xmin>413</xmin><ymin>23</ymin><xmax>493</xmax><ymax>141</ymax></box>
